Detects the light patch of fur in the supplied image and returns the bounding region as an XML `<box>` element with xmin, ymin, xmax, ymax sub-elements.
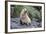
<box><xmin>20</xmin><ymin>8</ymin><xmax>31</xmax><ymax>24</ymax></box>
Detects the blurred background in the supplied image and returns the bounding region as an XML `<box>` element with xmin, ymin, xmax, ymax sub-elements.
<box><xmin>10</xmin><ymin>5</ymin><xmax>42</xmax><ymax>29</ymax></box>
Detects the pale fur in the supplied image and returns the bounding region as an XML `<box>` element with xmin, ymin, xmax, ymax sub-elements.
<box><xmin>20</xmin><ymin>8</ymin><xmax>31</xmax><ymax>24</ymax></box>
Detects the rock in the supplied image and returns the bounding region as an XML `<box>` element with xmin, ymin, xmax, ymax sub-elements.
<box><xmin>10</xmin><ymin>18</ymin><xmax>42</xmax><ymax>29</ymax></box>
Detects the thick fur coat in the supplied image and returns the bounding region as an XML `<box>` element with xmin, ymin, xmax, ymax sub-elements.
<box><xmin>20</xmin><ymin>8</ymin><xmax>31</xmax><ymax>25</ymax></box>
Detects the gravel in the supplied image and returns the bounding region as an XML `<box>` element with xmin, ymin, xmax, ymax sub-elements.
<box><xmin>10</xmin><ymin>18</ymin><xmax>42</xmax><ymax>29</ymax></box>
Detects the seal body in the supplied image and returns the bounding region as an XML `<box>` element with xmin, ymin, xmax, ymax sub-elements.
<box><xmin>20</xmin><ymin>8</ymin><xmax>31</xmax><ymax>25</ymax></box>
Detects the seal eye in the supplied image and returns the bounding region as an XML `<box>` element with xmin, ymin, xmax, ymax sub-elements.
<box><xmin>24</xmin><ymin>11</ymin><xmax>27</xmax><ymax>14</ymax></box>
<box><xmin>25</xmin><ymin>11</ymin><xmax>27</xmax><ymax>13</ymax></box>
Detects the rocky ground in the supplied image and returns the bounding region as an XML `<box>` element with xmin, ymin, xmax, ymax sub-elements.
<box><xmin>10</xmin><ymin>17</ymin><xmax>42</xmax><ymax>29</ymax></box>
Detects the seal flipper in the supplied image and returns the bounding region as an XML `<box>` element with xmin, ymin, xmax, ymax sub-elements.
<box><xmin>20</xmin><ymin>20</ymin><xmax>24</xmax><ymax>25</ymax></box>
